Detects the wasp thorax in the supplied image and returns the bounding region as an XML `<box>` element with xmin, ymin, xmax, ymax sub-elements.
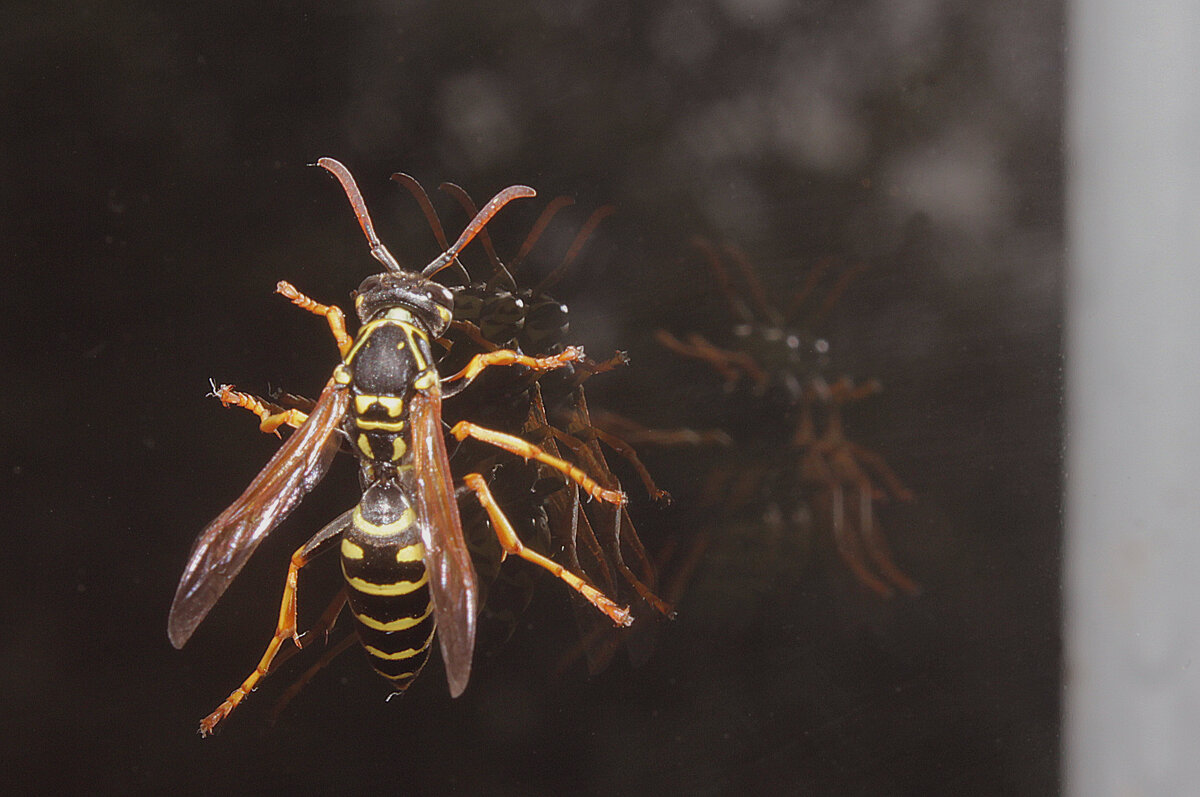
<box><xmin>354</xmin><ymin>272</ymin><xmax>454</xmax><ymax>335</ymax></box>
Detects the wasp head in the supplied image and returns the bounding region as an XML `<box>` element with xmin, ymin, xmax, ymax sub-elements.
<box><xmin>354</xmin><ymin>272</ymin><xmax>455</xmax><ymax>337</ymax></box>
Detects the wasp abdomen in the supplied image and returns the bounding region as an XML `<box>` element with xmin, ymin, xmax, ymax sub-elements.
<box><xmin>341</xmin><ymin>483</ymin><xmax>435</xmax><ymax>688</ymax></box>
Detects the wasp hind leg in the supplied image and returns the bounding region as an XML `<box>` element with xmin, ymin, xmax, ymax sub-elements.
<box><xmin>450</xmin><ymin>421</ymin><xmax>626</xmax><ymax>506</ymax></box>
<box><xmin>198</xmin><ymin>509</ymin><xmax>352</xmax><ymax>736</ymax></box>
<box><xmin>462</xmin><ymin>473</ymin><xmax>633</xmax><ymax>627</ymax></box>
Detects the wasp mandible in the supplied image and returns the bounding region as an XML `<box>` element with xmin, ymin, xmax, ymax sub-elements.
<box><xmin>168</xmin><ymin>159</ymin><xmax>632</xmax><ymax>735</ymax></box>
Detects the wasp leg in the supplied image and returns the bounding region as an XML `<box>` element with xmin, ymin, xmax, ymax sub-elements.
<box><xmin>276</xmin><ymin>280</ymin><xmax>353</xmax><ymax>358</ymax></box>
<box><xmin>450</xmin><ymin>421</ymin><xmax>626</xmax><ymax>506</ymax></box>
<box><xmin>212</xmin><ymin>384</ymin><xmax>309</xmax><ymax>436</ymax></box>
<box><xmin>447</xmin><ymin>319</ymin><xmax>500</xmax><ymax>352</ymax></box>
<box><xmin>462</xmin><ymin>473</ymin><xmax>632</xmax><ymax>627</ymax></box>
<box><xmin>443</xmin><ymin>345</ymin><xmax>585</xmax><ymax>386</ymax></box>
<box><xmin>199</xmin><ymin>509</ymin><xmax>352</xmax><ymax>736</ymax></box>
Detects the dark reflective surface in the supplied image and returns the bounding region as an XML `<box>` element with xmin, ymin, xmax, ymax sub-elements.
<box><xmin>2</xmin><ymin>2</ymin><xmax>1061</xmax><ymax>793</ymax></box>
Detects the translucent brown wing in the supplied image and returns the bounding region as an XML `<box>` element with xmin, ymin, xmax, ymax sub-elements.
<box><xmin>167</xmin><ymin>378</ymin><xmax>349</xmax><ymax>649</ymax></box>
<box><xmin>411</xmin><ymin>381</ymin><xmax>479</xmax><ymax>697</ymax></box>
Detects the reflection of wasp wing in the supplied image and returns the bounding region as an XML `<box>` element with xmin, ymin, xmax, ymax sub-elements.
<box><xmin>411</xmin><ymin>382</ymin><xmax>479</xmax><ymax>697</ymax></box>
<box><xmin>168</xmin><ymin>378</ymin><xmax>349</xmax><ymax>649</ymax></box>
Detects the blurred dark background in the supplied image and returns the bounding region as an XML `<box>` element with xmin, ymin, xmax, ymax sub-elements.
<box><xmin>1</xmin><ymin>2</ymin><xmax>1061</xmax><ymax>794</ymax></box>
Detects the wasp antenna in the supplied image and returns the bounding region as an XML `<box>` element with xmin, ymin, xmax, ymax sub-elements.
<box><xmin>391</xmin><ymin>173</ymin><xmax>451</xmax><ymax>251</ymax></box>
<box><xmin>534</xmin><ymin>202</ymin><xmax>612</xmax><ymax>293</ymax></box>
<box><xmin>423</xmin><ymin>184</ymin><xmax>536</xmax><ymax>278</ymax></box>
<box><xmin>720</xmin><ymin>243</ymin><xmax>781</xmax><ymax>326</ymax></box>
<box><xmin>438</xmin><ymin>182</ymin><xmax>508</xmax><ymax>283</ymax></box>
<box><xmin>315</xmin><ymin>158</ymin><xmax>405</xmax><ymax>274</ymax></box>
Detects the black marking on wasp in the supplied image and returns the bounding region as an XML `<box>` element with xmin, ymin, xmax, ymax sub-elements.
<box><xmin>651</xmin><ymin>239</ymin><xmax>918</xmax><ymax>598</ymax></box>
<box><xmin>168</xmin><ymin>159</ymin><xmax>632</xmax><ymax>736</ymax></box>
<box><xmin>391</xmin><ymin>177</ymin><xmax>675</xmax><ymax>673</ymax></box>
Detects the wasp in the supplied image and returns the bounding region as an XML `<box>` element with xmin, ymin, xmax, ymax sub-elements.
<box><xmin>651</xmin><ymin>240</ymin><xmax>918</xmax><ymax>598</ymax></box>
<box><xmin>168</xmin><ymin>159</ymin><xmax>632</xmax><ymax>735</ymax></box>
<box><xmin>390</xmin><ymin>176</ymin><xmax>675</xmax><ymax>672</ymax></box>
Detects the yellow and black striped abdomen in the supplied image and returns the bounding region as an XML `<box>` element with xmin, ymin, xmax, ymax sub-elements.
<box><xmin>341</xmin><ymin>483</ymin><xmax>435</xmax><ymax>689</ymax></box>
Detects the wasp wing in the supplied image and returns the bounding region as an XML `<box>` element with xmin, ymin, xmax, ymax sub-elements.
<box><xmin>411</xmin><ymin>381</ymin><xmax>479</xmax><ymax>697</ymax></box>
<box><xmin>168</xmin><ymin>378</ymin><xmax>349</xmax><ymax>649</ymax></box>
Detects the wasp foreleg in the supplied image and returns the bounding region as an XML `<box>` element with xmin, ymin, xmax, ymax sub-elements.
<box><xmin>443</xmin><ymin>345</ymin><xmax>584</xmax><ymax>386</ymax></box>
<box><xmin>276</xmin><ymin>280</ymin><xmax>353</xmax><ymax>358</ymax></box>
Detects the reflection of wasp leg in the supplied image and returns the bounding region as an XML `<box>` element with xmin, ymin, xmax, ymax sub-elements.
<box><xmin>825</xmin><ymin>480</ymin><xmax>893</xmax><ymax>598</ymax></box>
<box><xmin>269</xmin><ymin>633</ymin><xmax>358</xmax><ymax>726</ymax></box>
<box><xmin>212</xmin><ymin>384</ymin><xmax>308</xmax><ymax>436</ymax></box>
<box><xmin>858</xmin><ymin>495</ymin><xmax>919</xmax><ymax>596</ymax></box>
<box><xmin>275</xmin><ymin>280</ymin><xmax>353</xmax><ymax>358</ymax></box>
<box><xmin>549</xmin><ymin>423</ymin><xmax>671</xmax><ymax>504</ymax></box>
<box><xmin>803</xmin><ymin>446</ymin><xmax>893</xmax><ymax>597</ymax></box>
<box><xmin>847</xmin><ymin>442</ymin><xmax>916</xmax><ymax>503</ymax></box>
<box><xmin>199</xmin><ymin>509</ymin><xmax>351</xmax><ymax>736</ymax></box>
<box><xmin>267</xmin><ymin>589</ymin><xmax>353</xmax><ymax>725</ymax></box>
<box><xmin>654</xmin><ymin>329</ymin><xmax>768</xmax><ymax>390</ymax></box>
<box><xmin>462</xmin><ymin>474</ymin><xmax>632</xmax><ymax>627</ymax></box>
<box><xmin>450</xmin><ymin>421</ymin><xmax>626</xmax><ymax>506</ymax></box>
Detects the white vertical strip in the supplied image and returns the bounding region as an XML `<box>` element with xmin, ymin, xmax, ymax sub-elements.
<box><xmin>1066</xmin><ymin>1</ymin><xmax>1200</xmax><ymax>794</ymax></box>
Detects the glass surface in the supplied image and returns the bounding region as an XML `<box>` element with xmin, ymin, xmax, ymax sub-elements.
<box><xmin>2</xmin><ymin>2</ymin><xmax>1061</xmax><ymax>793</ymax></box>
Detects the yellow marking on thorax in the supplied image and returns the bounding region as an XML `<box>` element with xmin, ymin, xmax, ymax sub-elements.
<box><xmin>413</xmin><ymin>370</ymin><xmax>437</xmax><ymax>391</ymax></box>
<box><xmin>354</xmin><ymin>395</ymin><xmax>375</xmax><ymax>414</ymax></box>
<box><xmin>355</xmin><ymin>418</ymin><xmax>407</xmax><ymax>432</ymax></box>
<box><xmin>344</xmin><ymin>318</ymin><xmax>394</xmax><ymax>365</ymax></box>
<box><xmin>356</xmin><ymin>433</ymin><xmax>374</xmax><ymax>458</ymax></box>
<box><xmin>341</xmin><ymin>539</ymin><xmax>365</xmax><ymax>560</ymax></box>
<box><xmin>391</xmin><ymin>437</ymin><xmax>408</xmax><ymax>461</ymax></box>
<box><xmin>399</xmin><ymin>322</ymin><xmax>430</xmax><ymax>371</ymax></box>
<box><xmin>377</xmin><ymin>396</ymin><xmax>405</xmax><ymax>416</ymax></box>
<box><xmin>352</xmin><ymin>505</ymin><xmax>416</xmax><ymax>537</ymax></box>
<box><xmin>355</xmin><ymin>603</ymin><xmax>433</xmax><ymax>632</ymax></box>
<box><xmin>345</xmin><ymin>571</ymin><xmax>429</xmax><ymax>596</ymax></box>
